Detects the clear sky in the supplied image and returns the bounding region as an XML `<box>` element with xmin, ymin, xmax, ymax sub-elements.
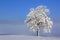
<box><xmin>0</xmin><ymin>0</ymin><xmax>60</xmax><ymax>36</ymax></box>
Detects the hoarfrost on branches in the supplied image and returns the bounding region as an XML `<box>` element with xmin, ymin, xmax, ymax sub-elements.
<box><xmin>25</xmin><ymin>5</ymin><xmax>53</xmax><ymax>33</ymax></box>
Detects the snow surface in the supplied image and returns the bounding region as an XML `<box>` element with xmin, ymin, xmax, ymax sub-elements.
<box><xmin>0</xmin><ymin>35</ymin><xmax>60</xmax><ymax>40</ymax></box>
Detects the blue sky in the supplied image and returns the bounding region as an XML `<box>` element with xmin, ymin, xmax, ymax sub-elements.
<box><xmin>0</xmin><ymin>0</ymin><xmax>60</xmax><ymax>36</ymax></box>
<box><xmin>0</xmin><ymin>0</ymin><xmax>60</xmax><ymax>22</ymax></box>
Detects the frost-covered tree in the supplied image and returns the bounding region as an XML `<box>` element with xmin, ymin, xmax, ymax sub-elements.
<box><xmin>24</xmin><ymin>5</ymin><xmax>53</xmax><ymax>36</ymax></box>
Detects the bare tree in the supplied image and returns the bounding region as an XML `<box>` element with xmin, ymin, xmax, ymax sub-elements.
<box><xmin>24</xmin><ymin>5</ymin><xmax>53</xmax><ymax>36</ymax></box>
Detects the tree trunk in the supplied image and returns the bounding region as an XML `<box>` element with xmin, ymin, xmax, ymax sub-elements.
<box><xmin>36</xmin><ymin>31</ymin><xmax>39</xmax><ymax>36</ymax></box>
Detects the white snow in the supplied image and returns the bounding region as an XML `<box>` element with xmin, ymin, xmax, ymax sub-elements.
<box><xmin>0</xmin><ymin>35</ymin><xmax>60</xmax><ymax>40</ymax></box>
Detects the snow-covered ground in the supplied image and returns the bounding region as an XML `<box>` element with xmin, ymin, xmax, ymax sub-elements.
<box><xmin>0</xmin><ymin>35</ymin><xmax>60</xmax><ymax>40</ymax></box>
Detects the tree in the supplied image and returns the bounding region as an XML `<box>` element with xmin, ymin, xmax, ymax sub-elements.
<box><xmin>24</xmin><ymin>5</ymin><xmax>53</xmax><ymax>36</ymax></box>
